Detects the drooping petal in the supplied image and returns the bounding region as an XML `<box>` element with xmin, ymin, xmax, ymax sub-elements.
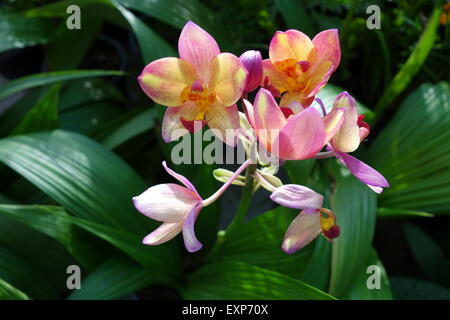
<box><xmin>270</xmin><ymin>184</ymin><xmax>323</xmax><ymax>210</ymax></box>
<box><xmin>162</xmin><ymin>161</ymin><xmax>200</xmax><ymax>196</ymax></box>
<box><xmin>312</xmin><ymin>29</ymin><xmax>341</xmax><ymax>74</ymax></box>
<box><xmin>139</xmin><ymin>57</ymin><xmax>197</xmax><ymax>106</ymax></box>
<box><xmin>182</xmin><ymin>203</ymin><xmax>203</xmax><ymax>252</ymax></box>
<box><xmin>335</xmin><ymin>151</ymin><xmax>390</xmax><ymax>194</ymax></box>
<box><xmin>239</xmin><ymin>50</ymin><xmax>263</xmax><ymax>92</ymax></box>
<box><xmin>243</xmin><ymin>99</ymin><xmax>255</xmax><ymax>128</ymax></box>
<box><xmin>330</xmin><ymin>92</ymin><xmax>361</xmax><ymax>153</ymax></box>
<box><xmin>205</xmin><ymin>103</ymin><xmax>240</xmax><ymax>147</ymax></box>
<box><xmin>269</xmin><ymin>30</ymin><xmax>314</xmax><ymax>65</ymax></box>
<box><xmin>133</xmin><ymin>184</ymin><xmax>200</xmax><ymax>222</ymax></box>
<box><xmin>323</xmin><ymin>107</ymin><xmax>345</xmax><ymax>143</ymax></box>
<box><xmin>282</xmin><ymin>210</ymin><xmax>322</xmax><ymax>254</ymax></box>
<box><xmin>209</xmin><ymin>53</ymin><xmax>247</xmax><ymax>106</ymax></box>
<box><xmin>161</xmin><ymin>102</ymin><xmax>198</xmax><ymax>143</ymax></box>
<box><xmin>253</xmin><ymin>88</ymin><xmax>287</xmax><ymax>150</ymax></box>
<box><xmin>262</xmin><ymin>59</ymin><xmax>287</xmax><ymax>94</ymax></box>
<box><xmin>178</xmin><ymin>21</ymin><xmax>220</xmax><ymax>82</ymax></box>
<box><xmin>142</xmin><ymin>221</ymin><xmax>183</xmax><ymax>245</ymax></box>
<box><xmin>304</xmin><ymin>60</ymin><xmax>334</xmax><ymax>98</ymax></box>
<box><xmin>274</xmin><ymin>107</ymin><xmax>326</xmax><ymax>160</ymax></box>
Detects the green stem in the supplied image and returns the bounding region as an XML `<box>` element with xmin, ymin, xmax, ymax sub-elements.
<box><xmin>208</xmin><ymin>164</ymin><xmax>257</xmax><ymax>259</ymax></box>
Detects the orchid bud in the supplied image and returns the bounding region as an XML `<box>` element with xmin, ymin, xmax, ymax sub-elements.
<box><xmin>239</xmin><ymin>50</ymin><xmax>263</xmax><ymax>93</ymax></box>
<box><xmin>213</xmin><ymin>168</ymin><xmax>246</xmax><ymax>186</ymax></box>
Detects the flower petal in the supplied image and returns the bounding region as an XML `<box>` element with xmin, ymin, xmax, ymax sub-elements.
<box><xmin>262</xmin><ymin>59</ymin><xmax>288</xmax><ymax>94</ymax></box>
<box><xmin>243</xmin><ymin>99</ymin><xmax>255</xmax><ymax>128</ymax></box>
<box><xmin>133</xmin><ymin>183</ymin><xmax>200</xmax><ymax>222</ymax></box>
<box><xmin>282</xmin><ymin>210</ymin><xmax>322</xmax><ymax>254</ymax></box>
<box><xmin>330</xmin><ymin>92</ymin><xmax>361</xmax><ymax>153</ymax></box>
<box><xmin>269</xmin><ymin>30</ymin><xmax>314</xmax><ymax>65</ymax></box>
<box><xmin>273</xmin><ymin>107</ymin><xmax>326</xmax><ymax>160</ymax></box>
<box><xmin>253</xmin><ymin>88</ymin><xmax>287</xmax><ymax>150</ymax></box>
<box><xmin>143</xmin><ymin>221</ymin><xmax>183</xmax><ymax>245</ymax></box>
<box><xmin>312</xmin><ymin>29</ymin><xmax>341</xmax><ymax>74</ymax></box>
<box><xmin>205</xmin><ymin>103</ymin><xmax>240</xmax><ymax>147</ymax></box>
<box><xmin>178</xmin><ymin>21</ymin><xmax>220</xmax><ymax>82</ymax></box>
<box><xmin>239</xmin><ymin>50</ymin><xmax>263</xmax><ymax>92</ymax></box>
<box><xmin>323</xmin><ymin>107</ymin><xmax>345</xmax><ymax>143</ymax></box>
<box><xmin>139</xmin><ymin>57</ymin><xmax>197</xmax><ymax>106</ymax></box>
<box><xmin>161</xmin><ymin>102</ymin><xmax>198</xmax><ymax>143</ymax></box>
<box><xmin>270</xmin><ymin>184</ymin><xmax>323</xmax><ymax>209</ymax></box>
<box><xmin>162</xmin><ymin>161</ymin><xmax>200</xmax><ymax>196</ymax></box>
<box><xmin>335</xmin><ymin>151</ymin><xmax>390</xmax><ymax>193</ymax></box>
<box><xmin>209</xmin><ymin>53</ymin><xmax>247</xmax><ymax>106</ymax></box>
<box><xmin>182</xmin><ymin>203</ymin><xmax>203</xmax><ymax>252</ymax></box>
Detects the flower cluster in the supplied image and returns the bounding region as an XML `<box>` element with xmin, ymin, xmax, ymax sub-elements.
<box><xmin>134</xmin><ymin>21</ymin><xmax>389</xmax><ymax>254</ymax></box>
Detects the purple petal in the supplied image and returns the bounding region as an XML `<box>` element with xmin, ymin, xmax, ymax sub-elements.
<box><xmin>162</xmin><ymin>161</ymin><xmax>200</xmax><ymax>197</ymax></box>
<box><xmin>270</xmin><ymin>184</ymin><xmax>323</xmax><ymax>210</ymax></box>
<box><xmin>282</xmin><ymin>210</ymin><xmax>322</xmax><ymax>254</ymax></box>
<box><xmin>182</xmin><ymin>203</ymin><xmax>203</xmax><ymax>253</ymax></box>
<box><xmin>142</xmin><ymin>221</ymin><xmax>184</xmax><ymax>245</ymax></box>
<box><xmin>336</xmin><ymin>151</ymin><xmax>390</xmax><ymax>193</ymax></box>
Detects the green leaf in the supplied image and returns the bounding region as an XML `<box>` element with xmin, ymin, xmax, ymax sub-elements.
<box><xmin>329</xmin><ymin>171</ymin><xmax>377</xmax><ymax>297</ymax></box>
<box><xmin>373</xmin><ymin>5</ymin><xmax>442</xmax><ymax>118</ymax></box>
<box><xmin>284</xmin><ymin>159</ymin><xmax>315</xmax><ymax>186</ymax></box>
<box><xmin>300</xmin><ymin>236</ymin><xmax>331</xmax><ymax>291</ymax></box>
<box><xmin>342</xmin><ymin>248</ymin><xmax>393</xmax><ymax>300</ymax></box>
<box><xmin>68</xmin><ymin>256</ymin><xmax>154</xmax><ymax>300</ymax></box>
<box><xmin>112</xmin><ymin>2</ymin><xmax>175</xmax><ymax>62</ymax></box>
<box><xmin>402</xmin><ymin>222</ymin><xmax>450</xmax><ymax>287</ymax></box>
<box><xmin>0</xmin><ymin>10</ymin><xmax>54</xmax><ymax>54</ymax></box>
<box><xmin>210</xmin><ymin>206</ymin><xmax>313</xmax><ymax>278</ymax></box>
<box><xmin>0</xmin><ymin>70</ymin><xmax>125</xmax><ymax>101</ymax></box>
<box><xmin>274</xmin><ymin>0</ymin><xmax>315</xmax><ymax>36</ymax></box>
<box><xmin>390</xmin><ymin>277</ymin><xmax>450</xmax><ymax>300</ymax></box>
<box><xmin>0</xmin><ymin>278</ymin><xmax>30</xmax><ymax>300</ymax></box>
<box><xmin>11</xmin><ymin>84</ymin><xmax>60</xmax><ymax>136</ymax></box>
<box><xmin>182</xmin><ymin>261</ymin><xmax>336</xmax><ymax>300</ymax></box>
<box><xmin>366</xmin><ymin>82</ymin><xmax>450</xmax><ymax>214</ymax></box>
<box><xmin>377</xmin><ymin>207</ymin><xmax>433</xmax><ymax>218</ymax></box>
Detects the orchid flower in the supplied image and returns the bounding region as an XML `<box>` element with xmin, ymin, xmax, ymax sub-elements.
<box><xmin>243</xmin><ymin>88</ymin><xmax>344</xmax><ymax>160</ymax></box>
<box><xmin>138</xmin><ymin>21</ymin><xmax>248</xmax><ymax>146</ymax></box>
<box><xmin>133</xmin><ymin>160</ymin><xmax>251</xmax><ymax>252</ymax></box>
<box><xmin>324</xmin><ymin>92</ymin><xmax>389</xmax><ymax>193</ymax></box>
<box><xmin>270</xmin><ymin>184</ymin><xmax>340</xmax><ymax>254</ymax></box>
<box><xmin>262</xmin><ymin>29</ymin><xmax>340</xmax><ymax>108</ymax></box>
<box><xmin>239</xmin><ymin>50</ymin><xmax>263</xmax><ymax>94</ymax></box>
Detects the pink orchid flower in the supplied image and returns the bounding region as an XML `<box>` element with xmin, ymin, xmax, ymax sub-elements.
<box><xmin>138</xmin><ymin>21</ymin><xmax>248</xmax><ymax>146</ymax></box>
<box><xmin>243</xmin><ymin>88</ymin><xmax>344</xmax><ymax>160</ymax></box>
<box><xmin>270</xmin><ymin>184</ymin><xmax>340</xmax><ymax>254</ymax></box>
<box><xmin>326</xmin><ymin>92</ymin><xmax>390</xmax><ymax>193</ymax></box>
<box><xmin>133</xmin><ymin>160</ymin><xmax>251</xmax><ymax>252</ymax></box>
<box><xmin>262</xmin><ymin>29</ymin><xmax>340</xmax><ymax>108</ymax></box>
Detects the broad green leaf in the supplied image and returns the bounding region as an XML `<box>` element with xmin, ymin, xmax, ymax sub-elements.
<box><xmin>68</xmin><ymin>256</ymin><xmax>154</xmax><ymax>300</ymax></box>
<box><xmin>112</xmin><ymin>2</ymin><xmax>175</xmax><ymax>62</ymax></box>
<box><xmin>182</xmin><ymin>261</ymin><xmax>336</xmax><ymax>300</ymax></box>
<box><xmin>0</xmin><ymin>70</ymin><xmax>125</xmax><ymax>101</ymax></box>
<box><xmin>374</xmin><ymin>5</ymin><xmax>442</xmax><ymax>118</ymax></box>
<box><xmin>377</xmin><ymin>207</ymin><xmax>433</xmax><ymax>218</ymax></box>
<box><xmin>0</xmin><ymin>278</ymin><xmax>30</xmax><ymax>300</ymax></box>
<box><xmin>300</xmin><ymin>236</ymin><xmax>331</xmax><ymax>291</ymax></box>
<box><xmin>343</xmin><ymin>248</ymin><xmax>393</xmax><ymax>300</ymax></box>
<box><xmin>11</xmin><ymin>84</ymin><xmax>60</xmax><ymax>136</ymax></box>
<box><xmin>210</xmin><ymin>206</ymin><xmax>313</xmax><ymax>278</ymax></box>
<box><xmin>0</xmin><ymin>246</ymin><xmax>58</xmax><ymax>299</ymax></box>
<box><xmin>274</xmin><ymin>0</ymin><xmax>315</xmax><ymax>36</ymax></box>
<box><xmin>329</xmin><ymin>171</ymin><xmax>377</xmax><ymax>297</ymax></box>
<box><xmin>284</xmin><ymin>159</ymin><xmax>315</xmax><ymax>186</ymax></box>
<box><xmin>0</xmin><ymin>10</ymin><xmax>54</xmax><ymax>54</ymax></box>
<box><xmin>390</xmin><ymin>277</ymin><xmax>450</xmax><ymax>300</ymax></box>
<box><xmin>0</xmin><ymin>130</ymin><xmax>149</xmax><ymax>234</ymax></box>
<box><xmin>366</xmin><ymin>83</ymin><xmax>450</xmax><ymax>214</ymax></box>
<box><xmin>402</xmin><ymin>223</ymin><xmax>450</xmax><ymax>287</ymax></box>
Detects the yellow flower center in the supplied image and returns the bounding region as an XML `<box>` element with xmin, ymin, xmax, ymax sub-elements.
<box><xmin>180</xmin><ymin>84</ymin><xmax>216</xmax><ymax>120</ymax></box>
<box><xmin>319</xmin><ymin>208</ymin><xmax>340</xmax><ymax>240</ymax></box>
<box><xmin>275</xmin><ymin>58</ymin><xmax>311</xmax><ymax>94</ymax></box>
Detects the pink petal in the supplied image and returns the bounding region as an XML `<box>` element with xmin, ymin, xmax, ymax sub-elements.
<box><xmin>138</xmin><ymin>57</ymin><xmax>197</xmax><ymax>106</ymax></box>
<box><xmin>132</xmin><ymin>183</ymin><xmax>200</xmax><ymax>222</ymax></box>
<box><xmin>161</xmin><ymin>102</ymin><xmax>198</xmax><ymax>143</ymax></box>
<box><xmin>182</xmin><ymin>203</ymin><xmax>203</xmax><ymax>252</ymax></box>
<box><xmin>205</xmin><ymin>103</ymin><xmax>240</xmax><ymax>147</ymax></box>
<box><xmin>269</xmin><ymin>30</ymin><xmax>314</xmax><ymax>65</ymax></box>
<box><xmin>312</xmin><ymin>29</ymin><xmax>341</xmax><ymax>74</ymax></box>
<box><xmin>243</xmin><ymin>99</ymin><xmax>255</xmax><ymax>128</ymax></box>
<box><xmin>209</xmin><ymin>53</ymin><xmax>248</xmax><ymax>106</ymax></box>
<box><xmin>262</xmin><ymin>59</ymin><xmax>287</xmax><ymax>94</ymax></box>
<box><xmin>270</xmin><ymin>184</ymin><xmax>323</xmax><ymax>210</ymax></box>
<box><xmin>143</xmin><ymin>221</ymin><xmax>183</xmax><ymax>245</ymax></box>
<box><xmin>239</xmin><ymin>50</ymin><xmax>263</xmax><ymax>92</ymax></box>
<box><xmin>330</xmin><ymin>92</ymin><xmax>361</xmax><ymax>153</ymax></box>
<box><xmin>273</xmin><ymin>107</ymin><xmax>326</xmax><ymax>160</ymax></box>
<box><xmin>162</xmin><ymin>161</ymin><xmax>200</xmax><ymax>196</ymax></box>
<box><xmin>335</xmin><ymin>151</ymin><xmax>390</xmax><ymax>194</ymax></box>
<box><xmin>178</xmin><ymin>21</ymin><xmax>220</xmax><ymax>82</ymax></box>
<box><xmin>323</xmin><ymin>107</ymin><xmax>345</xmax><ymax>143</ymax></box>
<box><xmin>282</xmin><ymin>210</ymin><xmax>322</xmax><ymax>254</ymax></box>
